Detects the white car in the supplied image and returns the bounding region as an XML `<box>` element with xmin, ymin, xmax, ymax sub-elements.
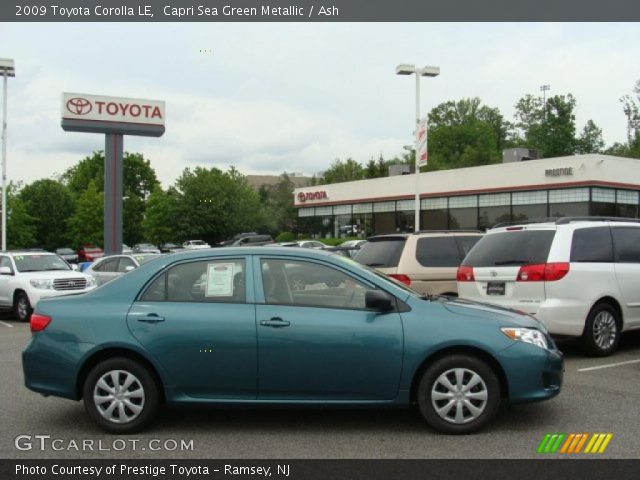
<box><xmin>0</xmin><ymin>251</ymin><xmax>97</xmax><ymax>322</ymax></box>
<box><xmin>85</xmin><ymin>253</ymin><xmax>162</xmax><ymax>286</ymax></box>
<box><xmin>182</xmin><ymin>240</ymin><xmax>211</xmax><ymax>249</ymax></box>
<box><xmin>457</xmin><ymin>217</ymin><xmax>640</xmax><ymax>356</ymax></box>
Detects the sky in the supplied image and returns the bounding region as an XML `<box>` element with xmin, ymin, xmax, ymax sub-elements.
<box><xmin>1</xmin><ymin>22</ymin><xmax>639</xmax><ymax>187</ymax></box>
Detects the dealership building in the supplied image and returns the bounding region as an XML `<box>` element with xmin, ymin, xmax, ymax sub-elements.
<box><xmin>293</xmin><ymin>153</ymin><xmax>640</xmax><ymax>238</ymax></box>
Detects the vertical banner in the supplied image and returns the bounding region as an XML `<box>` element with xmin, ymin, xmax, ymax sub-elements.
<box><xmin>416</xmin><ymin>118</ymin><xmax>428</xmax><ymax>166</ymax></box>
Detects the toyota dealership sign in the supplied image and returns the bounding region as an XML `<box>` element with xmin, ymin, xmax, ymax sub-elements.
<box><xmin>62</xmin><ymin>92</ymin><xmax>165</xmax><ymax>126</ymax></box>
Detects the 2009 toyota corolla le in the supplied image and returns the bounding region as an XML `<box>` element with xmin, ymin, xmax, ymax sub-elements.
<box><xmin>22</xmin><ymin>247</ymin><xmax>563</xmax><ymax>434</ymax></box>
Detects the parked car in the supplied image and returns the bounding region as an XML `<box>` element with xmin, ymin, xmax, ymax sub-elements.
<box><xmin>78</xmin><ymin>245</ymin><xmax>104</xmax><ymax>262</ymax></box>
<box><xmin>218</xmin><ymin>232</ymin><xmax>258</xmax><ymax>247</ymax></box>
<box><xmin>85</xmin><ymin>254</ymin><xmax>162</xmax><ymax>286</ymax></box>
<box><xmin>336</xmin><ymin>239</ymin><xmax>367</xmax><ymax>258</ymax></box>
<box><xmin>122</xmin><ymin>244</ymin><xmax>133</xmax><ymax>254</ymax></box>
<box><xmin>0</xmin><ymin>251</ymin><xmax>96</xmax><ymax>322</ymax></box>
<box><xmin>269</xmin><ymin>240</ymin><xmax>326</xmax><ymax>249</ymax></box>
<box><xmin>159</xmin><ymin>242</ymin><xmax>182</xmax><ymax>253</ymax></box>
<box><xmin>457</xmin><ymin>217</ymin><xmax>640</xmax><ymax>356</ymax></box>
<box><xmin>133</xmin><ymin>243</ymin><xmax>161</xmax><ymax>254</ymax></box>
<box><xmin>183</xmin><ymin>240</ymin><xmax>211</xmax><ymax>250</ymax></box>
<box><xmin>354</xmin><ymin>231</ymin><xmax>483</xmax><ymax>296</ymax></box>
<box><xmin>230</xmin><ymin>234</ymin><xmax>274</xmax><ymax>246</ymax></box>
<box><xmin>55</xmin><ymin>248</ymin><xmax>79</xmax><ymax>264</ymax></box>
<box><xmin>23</xmin><ymin>247</ymin><xmax>562</xmax><ymax>434</ymax></box>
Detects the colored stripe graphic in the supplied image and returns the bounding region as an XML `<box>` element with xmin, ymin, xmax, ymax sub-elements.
<box><xmin>540</xmin><ymin>433</ymin><xmax>613</xmax><ymax>454</ymax></box>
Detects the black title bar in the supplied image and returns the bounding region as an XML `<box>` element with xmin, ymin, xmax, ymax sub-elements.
<box><xmin>2</xmin><ymin>0</ymin><xmax>640</xmax><ymax>22</ymax></box>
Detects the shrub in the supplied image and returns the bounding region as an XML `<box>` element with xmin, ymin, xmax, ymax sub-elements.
<box><xmin>276</xmin><ymin>231</ymin><xmax>296</xmax><ymax>242</ymax></box>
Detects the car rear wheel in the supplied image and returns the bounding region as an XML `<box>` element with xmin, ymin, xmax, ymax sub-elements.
<box><xmin>582</xmin><ymin>303</ymin><xmax>621</xmax><ymax>357</ymax></box>
<box><xmin>14</xmin><ymin>292</ymin><xmax>32</xmax><ymax>323</ymax></box>
<box><xmin>416</xmin><ymin>354</ymin><xmax>501</xmax><ymax>434</ymax></box>
<box><xmin>83</xmin><ymin>357</ymin><xmax>160</xmax><ymax>433</ymax></box>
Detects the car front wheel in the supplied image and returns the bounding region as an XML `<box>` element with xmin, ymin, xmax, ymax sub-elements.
<box><xmin>582</xmin><ymin>303</ymin><xmax>621</xmax><ymax>357</ymax></box>
<box><xmin>416</xmin><ymin>354</ymin><xmax>501</xmax><ymax>434</ymax></box>
<box><xmin>14</xmin><ymin>292</ymin><xmax>32</xmax><ymax>323</ymax></box>
<box><xmin>83</xmin><ymin>357</ymin><xmax>160</xmax><ymax>433</ymax></box>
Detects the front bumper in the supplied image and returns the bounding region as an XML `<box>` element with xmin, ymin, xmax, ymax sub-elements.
<box><xmin>498</xmin><ymin>341</ymin><xmax>564</xmax><ymax>404</ymax></box>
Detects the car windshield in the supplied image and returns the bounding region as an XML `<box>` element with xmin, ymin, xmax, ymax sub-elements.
<box><xmin>13</xmin><ymin>254</ymin><xmax>71</xmax><ymax>272</ymax></box>
<box><xmin>191</xmin><ymin>241</ymin><xmax>206</xmax><ymax>245</ymax></box>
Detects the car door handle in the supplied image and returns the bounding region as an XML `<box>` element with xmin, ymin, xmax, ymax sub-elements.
<box><xmin>260</xmin><ymin>318</ymin><xmax>290</xmax><ymax>328</ymax></box>
<box><xmin>137</xmin><ymin>314</ymin><xmax>165</xmax><ymax>323</ymax></box>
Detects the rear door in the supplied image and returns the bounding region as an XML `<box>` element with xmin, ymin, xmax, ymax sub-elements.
<box><xmin>612</xmin><ymin>227</ymin><xmax>640</xmax><ymax>327</ymax></box>
<box><xmin>459</xmin><ymin>229</ymin><xmax>556</xmax><ymax>313</ymax></box>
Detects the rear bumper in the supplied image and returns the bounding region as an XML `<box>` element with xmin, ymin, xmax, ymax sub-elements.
<box><xmin>498</xmin><ymin>342</ymin><xmax>564</xmax><ymax>404</ymax></box>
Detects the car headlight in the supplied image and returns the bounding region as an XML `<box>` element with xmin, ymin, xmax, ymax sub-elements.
<box><xmin>501</xmin><ymin>327</ymin><xmax>549</xmax><ymax>349</ymax></box>
<box><xmin>29</xmin><ymin>279</ymin><xmax>54</xmax><ymax>290</ymax></box>
<box><xmin>85</xmin><ymin>276</ymin><xmax>97</xmax><ymax>288</ymax></box>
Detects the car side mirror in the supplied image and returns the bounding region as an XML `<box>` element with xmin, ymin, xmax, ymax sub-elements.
<box><xmin>125</xmin><ymin>266</ymin><xmax>135</xmax><ymax>272</ymax></box>
<box><xmin>70</xmin><ymin>264</ymin><xmax>79</xmax><ymax>271</ymax></box>
<box><xmin>365</xmin><ymin>290</ymin><xmax>394</xmax><ymax>312</ymax></box>
<box><xmin>0</xmin><ymin>266</ymin><xmax>12</xmax><ymax>275</ymax></box>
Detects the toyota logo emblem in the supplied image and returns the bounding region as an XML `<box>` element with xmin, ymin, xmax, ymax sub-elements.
<box><xmin>297</xmin><ymin>192</ymin><xmax>306</xmax><ymax>203</ymax></box>
<box><xmin>66</xmin><ymin>97</ymin><xmax>92</xmax><ymax>115</ymax></box>
<box><xmin>490</xmin><ymin>270</ymin><xmax>498</xmax><ymax>277</ymax></box>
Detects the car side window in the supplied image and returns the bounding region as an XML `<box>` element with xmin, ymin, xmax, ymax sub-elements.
<box><xmin>260</xmin><ymin>259</ymin><xmax>370</xmax><ymax>310</ymax></box>
<box><xmin>94</xmin><ymin>258</ymin><xmax>119</xmax><ymax>272</ymax></box>
<box><xmin>0</xmin><ymin>256</ymin><xmax>13</xmax><ymax>273</ymax></box>
<box><xmin>570</xmin><ymin>227</ymin><xmax>613</xmax><ymax>262</ymax></box>
<box><xmin>612</xmin><ymin>227</ymin><xmax>640</xmax><ymax>263</ymax></box>
<box><xmin>416</xmin><ymin>237</ymin><xmax>461</xmax><ymax>267</ymax></box>
<box><xmin>118</xmin><ymin>257</ymin><xmax>136</xmax><ymax>273</ymax></box>
<box><xmin>140</xmin><ymin>259</ymin><xmax>246</xmax><ymax>303</ymax></box>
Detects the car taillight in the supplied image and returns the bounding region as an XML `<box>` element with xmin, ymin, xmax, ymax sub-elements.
<box><xmin>517</xmin><ymin>262</ymin><xmax>569</xmax><ymax>282</ymax></box>
<box><xmin>30</xmin><ymin>313</ymin><xmax>51</xmax><ymax>332</ymax></box>
<box><xmin>456</xmin><ymin>265</ymin><xmax>475</xmax><ymax>282</ymax></box>
<box><xmin>388</xmin><ymin>274</ymin><xmax>411</xmax><ymax>286</ymax></box>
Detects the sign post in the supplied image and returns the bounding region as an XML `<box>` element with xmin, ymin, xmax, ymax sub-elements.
<box><xmin>61</xmin><ymin>93</ymin><xmax>165</xmax><ymax>255</ymax></box>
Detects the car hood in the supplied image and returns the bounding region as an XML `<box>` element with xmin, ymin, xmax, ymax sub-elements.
<box><xmin>436</xmin><ymin>296</ymin><xmax>545</xmax><ymax>331</ymax></box>
<box><xmin>17</xmin><ymin>270</ymin><xmax>91</xmax><ymax>279</ymax></box>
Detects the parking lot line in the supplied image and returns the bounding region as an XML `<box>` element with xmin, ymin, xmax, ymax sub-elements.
<box><xmin>578</xmin><ymin>359</ymin><xmax>640</xmax><ymax>372</ymax></box>
<box><xmin>0</xmin><ymin>321</ymin><xmax>13</xmax><ymax>328</ymax></box>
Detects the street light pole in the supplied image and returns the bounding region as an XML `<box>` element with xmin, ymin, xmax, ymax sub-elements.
<box><xmin>540</xmin><ymin>84</ymin><xmax>551</xmax><ymax>121</ymax></box>
<box><xmin>396</xmin><ymin>64</ymin><xmax>439</xmax><ymax>232</ymax></box>
<box><xmin>0</xmin><ymin>58</ymin><xmax>15</xmax><ymax>252</ymax></box>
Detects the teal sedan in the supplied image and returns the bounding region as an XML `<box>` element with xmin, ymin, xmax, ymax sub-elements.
<box><xmin>22</xmin><ymin>247</ymin><xmax>563</xmax><ymax>434</ymax></box>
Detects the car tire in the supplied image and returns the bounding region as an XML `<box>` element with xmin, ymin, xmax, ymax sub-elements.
<box><xmin>14</xmin><ymin>292</ymin><xmax>32</xmax><ymax>323</ymax></box>
<box><xmin>416</xmin><ymin>354</ymin><xmax>501</xmax><ymax>434</ymax></box>
<box><xmin>582</xmin><ymin>303</ymin><xmax>621</xmax><ymax>357</ymax></box>
<box><xmin>83</xmin><ymin>357</ymin><xmax>161</xmax><ymax>434</ymax></box>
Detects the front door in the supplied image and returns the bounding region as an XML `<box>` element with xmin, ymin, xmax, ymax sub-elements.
<box><xmin>255</xmin><ymin>256</ymin><xmax>403</xmax><ymax>401</ymax></box>
<box><xmin>127</xmin><ymin>257</ymin><xmax>257</xmax><ymax>399</ymax></box>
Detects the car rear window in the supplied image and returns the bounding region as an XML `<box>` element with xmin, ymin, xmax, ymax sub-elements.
<box><xmin>462</xmin><ymin>230</ymin><xmax>555</xmax><ymax>267</ymax></box>
<box><xmin>416</xmin><ymin>235</ymin><xmax>483</xmax><ymax>267</ymax></box>
<box><xmin>355</xmin><ymin>238</ymin><xmax>406</xmax><ymax>268</ymax></box>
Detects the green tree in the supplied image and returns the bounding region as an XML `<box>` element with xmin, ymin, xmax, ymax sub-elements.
<box><xmin>142</xmin><ymin>187</ymin><xmax>180</xmax><ymax>246</ymax></box>
<box><xmin>319</xmin><ymin>158</ymin><xmax>364</xmax><ymax>184</ymax></box>
<box><xmin>67</xmin><ymin>181</ymin><xmax>104</xmax><ymax>248</ymax></box>
<box><xmin>577</xmin><ymin>120</ymin><xmax>605</xmax><ymax>154</ymax></box>
<box><xmin>426</xmin><ymin>98</ymin><xmax>511</xmax><ymax>170</ymax></box>
<box><xmin>19</xmin><ymin>179</ymin><xmax>75</xmax><ymax>250</ymax></box>
<box><xmin>5</xmin><ymin>184</ymin><xmax>36</xmax><ymax>249</ymax></box>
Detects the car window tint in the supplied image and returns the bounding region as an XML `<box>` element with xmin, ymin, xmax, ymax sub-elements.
<box><xmin>95</xmin><ymin>258</ymin><xmax>118</xmax><ymax>272</ymax></box>
<box><xmin>118</xmin><ymin>257</ymin><xmax>136</xmax><ymax>272</ymax></box>
<box><xmin>416</xmin><ymin>237</ymin><xmax>461</xmax><ymax>267</ymax></box>
<box><xmin>463</xmin><ymin>230</ymin><xmax>555</xmax><ymax>267</ymax></box>
<box><xmin>455</xmin><ymin>236</ymin><xmax>482</xmax><ymax>257</ymax></box>
<box><xmin>570</xmin><ymin>227</ymin><xmax>613</xmax><ymax>262</ymax></box>
<box><xmin>612</xmin><ymin>227</ymin><xmax>640</xmax><ymax>263</ymax></box>
<box><xmin>354</xmin><ymin>238</ymin><xmax>406</xmax><ymax>268</ymax></box>
<box><xmin>141</xmin><ymin>259</ymin><xmax>246</xmax><ymax>303</ymax></box>
<box><xmin>261</xmin><ymin>259</ymin><xmax>370</xmax><ymax>310</ymax></box>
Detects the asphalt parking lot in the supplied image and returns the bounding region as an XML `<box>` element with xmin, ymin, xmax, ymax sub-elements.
<box><xmin>1</xmin><ymin>315</ymin><xmax>639</xmax><ymax>459</ymax></box>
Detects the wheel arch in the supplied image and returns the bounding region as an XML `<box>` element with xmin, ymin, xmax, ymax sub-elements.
<box><xmin>409</xmin><ymin>345</ymin><xmax>509</xmax><ymax>404</ymax></box>
<box><xmin>589</xmin><ymin>296</ymin><xmax>623</xmax><ymax>329</ymax></box>
<box><xmin>75</xmin><ymin>347</ymin><xmax>165</xmax><ymax>402</ymax></box>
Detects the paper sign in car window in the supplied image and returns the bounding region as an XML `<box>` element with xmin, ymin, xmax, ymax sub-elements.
<box><xmin>206</xmin><ymin>263</ymin><xmax>235</xmax><ymax>297</ymax></box>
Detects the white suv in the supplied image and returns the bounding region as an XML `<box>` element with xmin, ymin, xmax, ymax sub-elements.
<box><xmin>457</xmin><ymin>217</ymin><xmax>640</xmax><ymax>356</ymax></box>
<box><xmin>0</xmin><ymin>251</ymin><xmax>97</xmax><ymax>322</ymax></box>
